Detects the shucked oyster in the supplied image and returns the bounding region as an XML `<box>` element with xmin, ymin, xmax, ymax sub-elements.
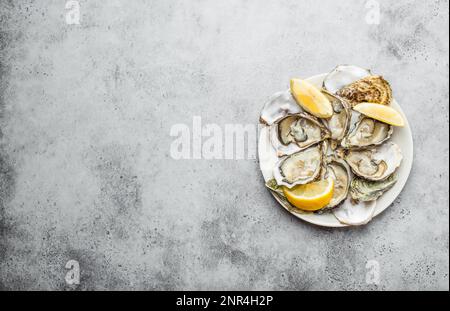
<box><xmin>323</xmin><ymin>156</ymin><xmax>352</xmax><ymax>208</ymax></box>
<box><xmin>341</xmin><ymin>115</ymin><xmax>393</xmax><ymax>149</ymax></box>
<box><xmin>338</xmin><ymin>76</ymin><xmax>393</xmax><ymax>107</ymax></box>
<box><xmin>260</xmin><ymin>90</ymin><xmax>302</xmax><ymax>125</ymax></box>
<box><xmin>345</xmin><ymin>142</ymin><xmax>402</xmax><ymax>181</ymax></box>
<box><xmin>322</xmin><ymin>92</ymin><xmax>351</xmax><ymax>141</ymax></box>
<box><xmin>273</xmin><ymin>144</ymin><xmax>323</xmax><ymax>188</ymax></box>
<box><xmin>270</xmin><ymin>113</ymin><xmax>330</xmax><ymax>156</ymax></box>
<box><xmin>350</xmin><ymin>174</ymin><xmax>398</xmax><ymax>202</ymax></box>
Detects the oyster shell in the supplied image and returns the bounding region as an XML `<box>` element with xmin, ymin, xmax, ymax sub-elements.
<box><xmin>337</xmin><ymin>76</ymin><xmax>393</xmax><ymax>107</ymax></box>
<box><xmin>322</xmin><ymin>92</ymin><xmax>351</xmax><ymax>141</ymax></box>
<box><xmin>323</xmin><ymin>65</ymin><xmax>372</xmax><ymax>94</ymax></box>
<box><xmin>270</xmin><ymin>113</ymin><xmax>330</xmax><ymax>156</ymax></box>
<box><xmin>333</xmin><ymin>198</ymin><xmax>377</xmax><ymax>226</ymax></box>
<box><xmin>345</xmin><ymin>142</ymin><xmax>402</xmax><ymax>181</ymax></box>
<box><xmin>324</xmin><ymin>156</ymin><xmax>352</xmax><ymax>208</ymax></box>
<box><xmin>265</xmin><ymin>179</ymin><xmax>284</xmax><ymax>196</ymax></box>
<box><xmin>273</xmin><ymin>144</ymin><xmax>323</xmax><ymax>188</ymax></box>
<box><xmin>260</xmin><ymin>90</ymin><xmax>302</xmax><ymax>125</ymax></box>
<box><xmin>350</xmin><ymin>174</ymin><xmax>398</xmax><ymax>202</ymax></box>
<box><xmin>341</xmin><ymin>115</ymin><xmax>393</xmax><ymax>149</ymax></box>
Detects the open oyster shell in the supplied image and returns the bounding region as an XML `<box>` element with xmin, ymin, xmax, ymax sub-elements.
<box><xmin>333</xmin><ymin>198</ymin><xmax>377</xmax><ymax>226</ymax></box>
<box><xmin>322</xmin><ymin>92</ymin><xmax>351</xmax><ymax>141</ymax></box>
<box><xmin>273</xmin><ymin>144</ymin><xmax>323</xmax><ymax>188</ymax></box>
<box><xmin>270</xmin><ymin>113</ymin><xmax>330</xmax><ymax>156</ymax></box>
<box><xmin>260</xmin><ymin>90</ymin><xmax>302</xmax><ymax>125</ymax></box>
<box><xmin>350</xmin><ymin>174</ymin><xmax>398</xmax><ymax>202</ymax></box>
<box><xmin>341</xmin><ymin>115</ymin><xmax>393</xmax><ymax>149</ymax></box>
<box><xmin>324</xmin><ymin>156</ymin><xmax>352</xmax><ymax>208</ymax></box>
<box><xmin>344</xmin><ymin>142</ymin><xmax>402</xmax><ymax>181</ymax></box>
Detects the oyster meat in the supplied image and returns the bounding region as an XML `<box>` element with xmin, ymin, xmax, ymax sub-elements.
<box><xmin>270</xmin><ymin>113</ymin><xmax>330</xmax><ymax>156</ymax></box>
<box><xmin>260</xmin><ymin>90</ymin><xmax>302</xmax><ymax>125</ymax></box>
<box><xmin>324</xmin><ymin>156</ymin><xmax>352</xmax><ymax>208</ymax></box>
<box><xmin>337</xmin><ymin>75</ymin><xmax>393</xmax><ymax>107</ymax></box>
<box><xmin>323</xmin><ymin>65</ymin><xmax>372</xmax><ymax>94</ymax></box>
<box><xmin>273</xmin><ymin>144</ymin><xmax>323</xmax><ymax>188</ymax></box>
<box><xmin>350</xmin><ymin>174</ymin><xmax>398</xmax><ymax>202</ymax></box>
<box><xmin>345</xmin><ymin>142</ymin><xmax>402</xmax><ymax>181</ymax></box>
<box><xmin>322</xmin><ymin>92</ymin><xmax>351</xmax><ymax>141</ymax></box>
<box><xmin>341</xmin><ymin>115</ymin><xmax>393</xmax><ymax>149</ymax></box>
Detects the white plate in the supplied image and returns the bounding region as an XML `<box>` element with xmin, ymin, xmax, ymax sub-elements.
<box><xmin>258</xmin><ymin>74</ymin><xmax>414</xmax><ymax>227</ymax></box>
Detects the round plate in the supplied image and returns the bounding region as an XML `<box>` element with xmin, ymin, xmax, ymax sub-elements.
<box><xmin>258</xmin><ymin>74</ymin><xmax>414</xmax><ymax>227</ymax></box>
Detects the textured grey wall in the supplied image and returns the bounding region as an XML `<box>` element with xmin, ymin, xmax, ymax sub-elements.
<box><xmin>0</xmin><ymin>0</ymin><xmax>448</xmax><ymax>290</ymax></box>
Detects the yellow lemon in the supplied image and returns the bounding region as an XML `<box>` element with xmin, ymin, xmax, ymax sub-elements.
<box><xmin>283</xmin><ymin>177</ymin><xmax>334</xmax><ymax>211</ymax></box>
<box><xmin>353</xmin><ymin>102</ymin><xmax>405</xmax><ymax>127</ymax></box>
<box><xmin>290</xmin><ymin>79</ymin><xmax>333</xmax><ymax>118</ymax></box>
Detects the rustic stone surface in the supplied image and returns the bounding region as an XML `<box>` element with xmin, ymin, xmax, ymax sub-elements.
<box><xmin>0</xmin><ymin>0</ymin><xmax>448</xmax><ymax>290</ymax></box>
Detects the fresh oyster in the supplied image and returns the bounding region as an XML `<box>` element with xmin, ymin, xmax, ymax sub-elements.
<box><xmin>341</xmin><ymin>115</ymin><xmax>393</xmax><ymax>149</ymax></box>
<box><xmin>337</xmin><ymin>75</ymin><xmax>393</xmax><ymax>107</ymax></box>
<box><xmin>273</xmin><ymin>144</ymin><xmax>323</xmax><ymax>188</ymax></box>
<box><xmin>350</xmin><ymin>174</ymin><xmax>398</xmax><ymax>202</ymax></box>
<box><xmin>333</xmin><ymin>198</ymin><xmax>377</xmax><ymax>226</ymax></box>
<box><xmin>345</xmin><ymin>142</ymin><xmax>402</xmax><ymax>181</ymax></box>
<box><xmin>270</xmin><ymin>113</ymin><xmax>330</xmax><ymax>156</ymax></box>
<box><xmin>323</xmin><ymin>65</ymin><xmax>372</xmax><ymax>94</ymax></box>
<box><xmin>324</xmin><ymin>156</ymin><xmax>352</xmax><ymax>208</ymax></box>
<box><xmin>260</xmin><ymin>90</ymin><xmax>302</xmax><ymax>125</ymax></box>
<box><xmin>322</xmin><ymin>92</ymin><xmax>351</xmax><ymax>141</ymax></box>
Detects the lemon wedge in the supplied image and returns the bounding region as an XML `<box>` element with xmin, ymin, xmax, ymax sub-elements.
<box><xmin>290</xmin><ymin>79</ymin><xmax>333</xmax><ymax>118</ymax></box>
<box><xmin>283</xmin><ymin>177</ymin><xmax>334</xmax><ymax>211</ymax></box>
<box><xmin>353</xmin><ymin>102</ymin><xmax>405</xmax><ymax>127</ymax></box>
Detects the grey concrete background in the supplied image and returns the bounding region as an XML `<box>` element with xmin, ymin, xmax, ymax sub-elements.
<box><xmin>0</xmin><ymin>0</ymin><xmax>448</xmax><ymax>290</ymax></box>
